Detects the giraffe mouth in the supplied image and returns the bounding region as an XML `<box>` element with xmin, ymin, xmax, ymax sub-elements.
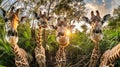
<box><xmin>7</xmin><ymin>29</ymin><xmax>18</xmax><ymax>37</ymax></box>
<box><xmin>93</xmin><ymin>29</ymin><xmax>102</xmax><ymax>34</ymax></box>
<box><xmin>56</xmin><ymin>36</ymin><xmax>69</xmax><ymax>45</ymax></box>
<box><xmin>5</xmin><ymin>35</ymin><xmax>18</xmax><ymax>44</ymax></box>
<box><xmin>57</xmin><ymin>32</ymin><xmax>65</xmax><ymax>37</ymax></box>
<box><xmin>91</xmin><ymin>33</ymin><xmax>103</xmax><ymax>42</ymax></box>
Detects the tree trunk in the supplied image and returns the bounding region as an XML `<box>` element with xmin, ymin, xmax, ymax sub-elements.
<box><xmin>31</xmin><ymin>28</ymin><xmax>36</xmax><ymax>41</ymax></box>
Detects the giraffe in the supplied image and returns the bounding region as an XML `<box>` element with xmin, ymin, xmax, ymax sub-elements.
<box><xmin>82</xmin><ymin>10</ymin><xmax>110</xmax><ymax>67</ymax></box>
<box><xmin>55</xmin><ymin>25</ymin><xmax>69</xmax><ymax>67</ymax></box>
<box><xmin>51</xmin><ymin>17</ymin><xmax>74</xmax><ymax>67</ymax></box>
<box><xmin>2</xmin><ymin>7</ymin><xmax>30</xmax><ymax>67</ymax></box>
<box><xmin>1</xmin><ymin>6</ymin><xmax>30</xmax><ymax>67</ymax></box>
<box><xmin>34</xmin><ymin>25</ymin><xmax>46</xmax><ymax>67</ymax></box>
<box><xmin>34</xmin><ymin>12</ymin><xmax>47</xmax><ymax>67</ymax></box>
<box><xmin>100</xmin><ymin>43</ymin><xmax>120</xmax><ymax>67</ymax></box>
<box><xmin>88</xmin><ymin>11</ymin><xmax>102</xmax><ymax>67</ymax></box>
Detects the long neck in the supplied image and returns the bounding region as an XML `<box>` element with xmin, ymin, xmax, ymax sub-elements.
<box><xmin>10</xmin><ymin>38</ymin><xmax>30</xmax><ymax>67</ymax></box>
<box><xmin>9</xmin><ymin>37</ymin><xmax>21</xmax><ymax>58</ymax></box>
<box><xmin>94</xmin><ymin>41</ymin><xmax>99</xmax><ymax>49</ymax></box>
<box><xmin>93</xmin><ymin>41</ymin><xmax>100</xmax><ymax>57</ymax></box>
<box><xmin>56</xmin><ymin>46</ymin><xmax>66</xmax><ymax>61</ymax></box>
<box><xmin>36</xmin><ymin>25</ymin><xmax>42</xmax><ymax>47</ymax></box>
<box><xmin>108</xmin><ymin>44</ymin><xmax>120</xmax><ymax>63</ymax></box>
<box><xmin>11</xmin><ymin>43</ymin><xmax>24</xmax><ymax>60</ymax></box>
<box><xmin>100</xmin><ymin>44</ymin><xmax>120</xmax><ymax>66</ymax></box>
<box><xmin>89</xmin><ymin>41</ymin><xmax>100</xmax><ymax>67</ymax></box>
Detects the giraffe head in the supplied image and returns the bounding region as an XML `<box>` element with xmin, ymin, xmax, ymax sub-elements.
<box><xmin>50</xmin><ymin>18</ymin><xmax>74</xmax><ymax>47</ymax></box>
<box><xmin>37</xmin><ymin>11</ymin><xmax>48</xmax><ymax>28</ymax></box>
<box><xmin>5</xmin><ymin>8</ymin><xmax>20</xmax><ymax>43</ymax></box>
<box><xmin>30</xmin><ymin>11</ymin><xmax>48</xmax><ymax>29</ymax></box>
<box><xmin>91</xmin><ymin>11</ymin><xmax>102</xmax><ymax>31</ymax></box>
<box><xmin>6</xmin><ymin>8</ymin><xmax>20</xmax><ymax>35</ymax></box>
<box><xmin>82</xmin><ymin>10</ymin><xmax>110</xmax><ymax>43</ymax></box>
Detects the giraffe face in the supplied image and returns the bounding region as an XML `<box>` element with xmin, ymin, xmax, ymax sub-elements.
<box><xmin>90</xmin><ymin>11</ymin><xmax>104</xmax><ymax>42</ymax></box>
<box><xmin>50</xmin><ymin>23</ymin><xmax>70</xmax><ymax>46</ymax></box>
<box><xmin>82</xmin><ymin>10</ymin><xmax>110</xmax><ymax>35</ymax></box>
<box><xmin>82</xmin><ymin>10</ymin><xmax>111</xmax><ymax>42</ymax></box>
<box><xmin>5</xmin><ymin>9</ymin><xmax>19</xmax><ymax>43</ymax></box>
<box><xmin>56</xmin><ymin>26</ymin><xmax>70</xmax><ymax>46</ymax></box>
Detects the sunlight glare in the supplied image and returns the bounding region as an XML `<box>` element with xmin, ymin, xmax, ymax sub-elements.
<box><xmin>66</xmin><ymin>29</ymin><xmax>71</xmax><ymax>36</ymax></box>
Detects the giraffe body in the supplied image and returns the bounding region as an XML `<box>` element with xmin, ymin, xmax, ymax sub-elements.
<box><xmin>35</xmin><ymin>45</ymin><xmax>46</xmax><ymax>67</ymax></box>
<box><xmin>54</xmin><ymin>18</ymin><xmax>71</xmax><ymax>67</ymax></box>
<box><xmin>55</xmin><ymin>46</ymin><xmax>66</xmax><ymax>62</ymax></box>
<box><xmin>34</xmin><ymin>25</ymin><xmax>46</xmax><ymax>67</ymax></box>
<box><xmin>55</xmin><ymin>46</ymin><xmax>66</xmax><ymax>67</ymax></box>
<box><xmin>100</xmin><ymin>43</ymin><xmax>120</xmax><ymax>67</ymax></box>
<box><xmin>9</xmin><ymin>37</ymin><xmax>29</xmax><ymax>67</ymax></box>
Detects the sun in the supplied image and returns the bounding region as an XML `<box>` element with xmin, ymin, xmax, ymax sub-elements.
<box><xmin>66</xmin><ymin>29</ymin><xmax>71</xmax><ymax>36</ymax></box>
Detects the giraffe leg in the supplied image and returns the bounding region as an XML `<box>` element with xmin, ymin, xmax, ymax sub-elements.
<box><xmin>42</xmin><ymin>62</ymin><xmax>46</xmax><ymax>67</ymax></box>
<box><xmin>44</xmin><ymin>62</ymin><xmax>46</xmax><ymax>67</ymax></box>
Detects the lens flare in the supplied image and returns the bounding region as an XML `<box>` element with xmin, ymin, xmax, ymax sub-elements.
<box><xmin>66</xmin><ymin>30</ymin><xmax>71</xmax><ymax>36</ymax></box>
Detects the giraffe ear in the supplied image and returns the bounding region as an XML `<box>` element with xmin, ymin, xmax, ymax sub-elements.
<box><xmin>96</xmin><ymin>10</ymin><xmax>100</xmax><ymax>17</ymax></box>
<box><xmin>15</xmin><ymin>9</ymin><xmax>20</xmax><ymax>16</ymax></box>
<box><xmin>20</xmin><ymin>16</ymin><xmax>27</xmax><ymax>22</ymax></box>
<box><xmin>82</xmin><ymin>16</ymin><xmax>90</xmax><ymax>23</ymax></box>
<box><xmin>0</xmin><ymin>7</ymin><xmax>7</xmax><ymax>22</ymax></box>
<box><xmin>49</xmin><ymin>25</ymin><xmax>57</xmax><ymax>30</ymax></box>
<box><xmin>102</xmin><ymin>14</ymin><xmax>111</xmax><ymax>24</ymax></box>
<box><xmin>70</xmin><ymin>25</ymin><xmax>75</xmax><ymax>30</ymax></box>
<box><xmin>91</xmin><ymin>11</ymin><xmax>94</xmax><ymax>18</ymax></box>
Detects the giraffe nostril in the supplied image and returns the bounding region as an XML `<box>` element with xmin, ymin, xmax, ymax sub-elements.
<box><xmin>93</xmin><ymin>29</ymin><xmax>102</xmax><ymax>33</ymax></box>
<box><xmin>58</xmin><ymin>32</ymin><xmax>64</xmax><ymax>36</ymax></box>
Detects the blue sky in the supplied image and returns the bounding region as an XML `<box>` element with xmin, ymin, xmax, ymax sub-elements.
<box><xmin>84</xmin><ymin>0</ymin><xmax>120</xmax><ymax>16</ymax></box>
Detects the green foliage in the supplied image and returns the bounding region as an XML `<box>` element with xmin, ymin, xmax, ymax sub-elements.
<box><xmin>108</xmin><ymin>6</ymin><xmax>120</xmax><ymax>29</ymax></box>
<box><xmin>0</xmin><ymin>0</ymin><xmax>2</xmax><ymax>4</ymax></box>
<box><xmin>0</xmin><ymin>17</ymin><xmax>15</xmax><ymax>67</ymax></box>
<box><xmin>53</xmin><ymin>0</ymin><xmax>85</xmax><ymax>20</ymax></box>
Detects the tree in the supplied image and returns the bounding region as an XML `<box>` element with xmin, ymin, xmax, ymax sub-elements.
<box><xmin>109</xmin><ymin>6</ymin><xmax>120</xmax><ymax>29</ymax></box>
<box><xmin>53</xmin><ymin>0</ymin><xmax>86</xmax><ymax>24</ymax></box>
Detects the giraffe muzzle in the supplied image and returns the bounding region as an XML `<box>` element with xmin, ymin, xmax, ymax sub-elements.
<box><xmin>93</xmin><ymin>29</ymin><xmax>102</xmax><ymax>34</ymax></box>
<box><xmin>7</xmin><ymin>29</ymin><xmax>18</xmax><ymax>37</ymax></box>
<box><xmin>57</xmin><ymin>32</ymin><xmax>65</xmax><ymax>37</ymax></box>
